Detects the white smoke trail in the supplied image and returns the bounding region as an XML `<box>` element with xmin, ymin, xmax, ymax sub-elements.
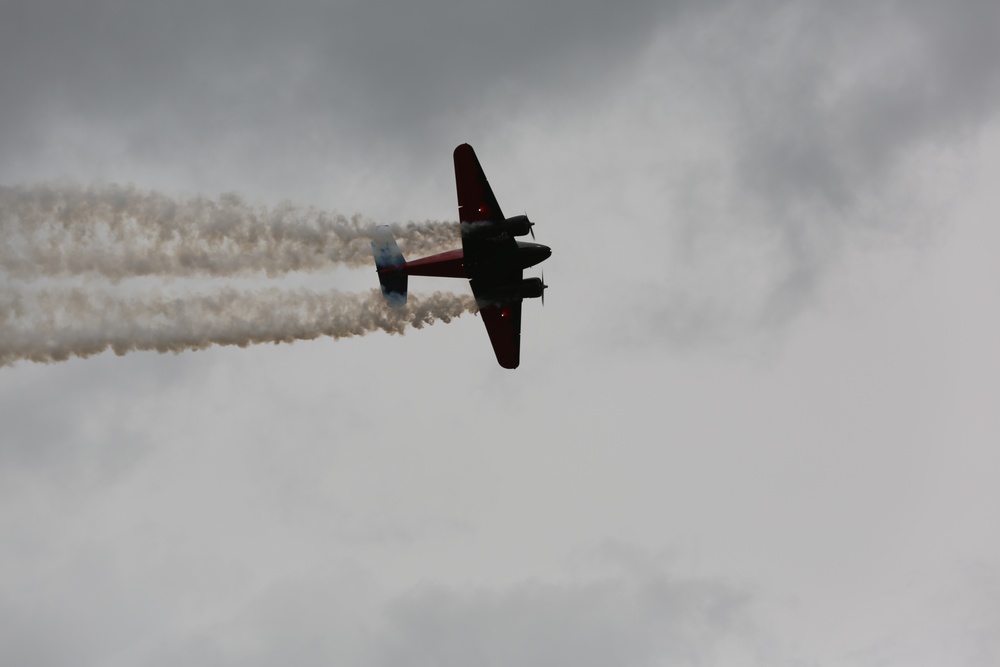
<box><xmin>0</xmin><ymin>287</ymin><xmax>477</xmax><ymax>366</ymax></box>
<box><xmin>0</xmin><ymin>183</ymin><xmax>474</xmax><ymax>366</ymax></box>
<box><xmin>0</xmin><ymin>183</ymin><xmax>459</xmax><ymax>280</ymax></box>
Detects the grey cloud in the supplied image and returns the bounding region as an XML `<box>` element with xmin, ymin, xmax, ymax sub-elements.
<box><xmin>1</xmin><ymin>3</ymin><xmax>998</xmax><ymax>667</ymax></box>
<box><xmin>636</xmin><ymin>0</ymin><xmax>1000</xmax><ymax>346</ymax></box>
<box><xmin>0</xmin><ymin>0</ymin><xmax>686</xmax><ymax>179</ymax></box>
<box><xmin>731</xmin><ymin>1</ymin><xmax>1000</xmax><ymax>211</ymax></box>
<box><xmin>372</xmin><ymin>574</ymin><xmax>757</xmax><ymax>667</ymax></box>
<box><xmin>139</xmin><ymin>565</ymin><xmax>759</xmax><ymax>667</ymax></box>
<box><xmin>0</xmin><ymin>354</ymin><xmax>199</xmax><ymax>488</ymax></box>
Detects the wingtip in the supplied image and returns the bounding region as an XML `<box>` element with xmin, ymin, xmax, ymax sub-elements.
<box><xmin>498</xmin><ymin>350</ymin><xmax>520</xmax><ymax>369</ymax></box>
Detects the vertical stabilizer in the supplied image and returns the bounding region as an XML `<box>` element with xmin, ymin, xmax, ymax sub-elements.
<box><xmin>371</xmin><ymin>225</ymin><xmax>408</xmax><ymax>307</ymax></box>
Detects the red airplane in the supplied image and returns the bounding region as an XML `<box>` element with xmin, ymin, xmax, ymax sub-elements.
<box><xmin>371</xmin><ymin>144</ymin><xmax>551</xmax><ymax>368</ymax></box>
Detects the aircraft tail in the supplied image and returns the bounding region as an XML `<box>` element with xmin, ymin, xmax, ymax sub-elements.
<box><xmin>371</xmin><ymin>225</ymin><xmax>408</xmax><ymax>307</ymax></box>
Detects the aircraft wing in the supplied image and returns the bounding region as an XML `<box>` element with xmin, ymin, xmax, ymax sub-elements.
<box><xmin>455</xmin><ymin>143</ymin><xmax>524</xmax><ymax>368</ymax></box>
<box><xmin>454</xmin><ymin>143</ymin><xmax>505</xmax><ymax>225</ymax></box>
<box><xmin>476</xmin><ymin>299</ymin><xmax>522</xmax><ymax>369</ymax></box>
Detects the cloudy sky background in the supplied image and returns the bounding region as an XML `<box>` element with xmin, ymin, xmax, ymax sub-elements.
<box><xmin>2</xmin><ymin>1</ymin><xmax>999</xmax><ymax>664</ymax></box>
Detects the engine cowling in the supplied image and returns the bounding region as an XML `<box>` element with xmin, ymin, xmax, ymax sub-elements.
<box><xmin>502</xmin><ymin>215</ymin><xmax>534</xmax><ymax>237</ymax></box>
<box><xmin>518</xmin><ymin>277</ymin><xmax>545</xmax><ymax>299</ymax></box>
<box><xmin>465</xmin><ymin>215</ymin><xmax>535</xmax><ymax>238</ymax></box>
<box><xmin>478</xmin><ymin>278</ymin><xmax>546</xmax><ymax>304</ymax></box>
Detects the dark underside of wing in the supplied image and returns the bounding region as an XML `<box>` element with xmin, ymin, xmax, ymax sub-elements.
<box><xmin>476</xmin><ymin>299</ymin><xmax>522</xmax><ymax>369</ymax></box>
<box><xmin>470</xmin><ymin>264</ymin><xmax>524</xmax><ymax>369</ymax></box>
<box><xmin>454</xmin><ymin>143</ymin><xmax>504</xmax><ymax>226</ymax></box>
<box><xmin>454</xmin><ymin>143</ymin><xmax>524</xmax><ymax>368</ymax></box>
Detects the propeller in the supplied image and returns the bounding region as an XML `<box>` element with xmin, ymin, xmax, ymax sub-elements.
<box><xmin>525</xmin><ymin>210</ymin><xmax>536</xmax><ymax>239</ymax></box>
<box><xmin>541</xmin><ymin>270</ymin><xmax>548</xmax><ymax>307</ymax></box>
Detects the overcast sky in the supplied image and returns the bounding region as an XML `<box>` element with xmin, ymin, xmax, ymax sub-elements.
<box><xmin>2</xmin><ymin>1</ymin><xmax>999</xmax><ymax>665</ymax></box>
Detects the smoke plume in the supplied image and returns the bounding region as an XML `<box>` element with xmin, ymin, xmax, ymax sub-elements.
<box><xmin>0</xmin><ymin>182</ymin><xmax>476</xmax><ymax>366</ymax></box>
<box><xmin>0</xmin><ymin>287</ymin><xmax>477</xmax><ymax>366</ymax></box>
<box><xmin>0</xmin><ymin>183</ymin><xmax>459</xmax><ymax>280</ymax></box>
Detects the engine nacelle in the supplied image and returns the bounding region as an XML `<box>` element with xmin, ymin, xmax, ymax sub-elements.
<box><xmin>477</xmin><ymin>277</ymin><xmax>546</xmax><ymax>304</ymax></box>
<box><xmin>518</xmin><ymin>277</ymin><xmax>545</xmax><ymax>300</ymax></box>
<box><xmin>502</xmin><ymin>215</ymin><xmax>534</xmax><ymax>237</ymax></box>
<box><xmin>464</xmin><ymin>215</ymin><xmax>535</xmax><ymax>238</ymax></box>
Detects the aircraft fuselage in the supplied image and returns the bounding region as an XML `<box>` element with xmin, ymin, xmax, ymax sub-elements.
<box><xmin>385</xmin><ymin>241</ymin><xmax>550</xmax><ymax>280</ymax></box>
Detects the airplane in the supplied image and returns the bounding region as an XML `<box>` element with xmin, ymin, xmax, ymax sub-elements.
<box><xmin>371</xmin><ymin>143</ymin><xmax>551</xmax><ymax>369</ymax></box>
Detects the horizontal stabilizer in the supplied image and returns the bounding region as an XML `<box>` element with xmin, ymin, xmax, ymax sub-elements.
<box><xmin>371</xmin><ymin>225</ymin><xmax>407</xmax><ymax>307</ymax></box>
